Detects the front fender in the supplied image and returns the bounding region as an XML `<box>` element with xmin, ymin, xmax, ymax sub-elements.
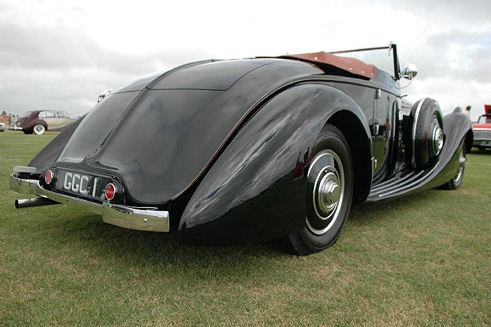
<box><xmin>179</xmin><ymin>83</ymin><xmax>371</xmax><ymax>245</ymax></box>
<box><xmin>23</xmin><ymin>118</ymin><xmax>47</xmax><ymax>130</ymax></box>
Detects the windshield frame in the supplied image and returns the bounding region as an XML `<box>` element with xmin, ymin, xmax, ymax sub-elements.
<box><xmin>330</xmin><ymin>43</ymin><xmax>401</xmax><ymax>80</ymax></box>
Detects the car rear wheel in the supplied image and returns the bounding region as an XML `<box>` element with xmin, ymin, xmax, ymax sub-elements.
<box><xmin>280</xmin><ymin>124</ymin><xmax>353</xmax><ymax>255</ymax></box>
<box><xmin>33</xmin><ymin>124</ymin><xmax>46</xmax><ymax>135</ymax></box>
<box><xmin>441</xmin><ymin>143</ymin><xmax>466</xmax><ymax>190</ymax></box>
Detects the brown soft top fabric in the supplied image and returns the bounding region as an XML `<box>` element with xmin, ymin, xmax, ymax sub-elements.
<box><xmin>278</xmin><ymin>51</ymin><xmax>376</xmax><ymax>79</ymax></box>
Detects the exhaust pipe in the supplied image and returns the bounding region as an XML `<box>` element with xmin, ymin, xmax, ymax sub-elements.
<box><xmin>15</xmin><ymin>197</ymin><xmax>59</xmax><ymax>209</ymax></box>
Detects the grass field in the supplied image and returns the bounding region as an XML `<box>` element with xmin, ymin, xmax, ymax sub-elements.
<box><xmin>0</xmin><ymin>131</ymin><xmax>490</xmax><ymax>327</ymax></box>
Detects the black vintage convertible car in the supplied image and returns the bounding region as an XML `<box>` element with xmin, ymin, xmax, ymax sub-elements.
<box><xmin>10</xmin><ymin>44</ymin><xmax>473</xmax><ymax>255</ymax></box>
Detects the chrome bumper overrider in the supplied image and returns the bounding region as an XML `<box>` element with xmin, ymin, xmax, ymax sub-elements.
<box><xmin>9</xmin><ymin>173</ymin><xmax>169</xmax><ymax>232</ymax></box>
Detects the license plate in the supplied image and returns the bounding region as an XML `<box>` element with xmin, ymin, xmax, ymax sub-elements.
<box><xmin>56</xmin><ymin>169</ymin><xmax>110</xmax><ymax>201</ymax></box>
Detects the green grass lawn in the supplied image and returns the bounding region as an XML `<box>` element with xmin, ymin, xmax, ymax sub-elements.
<box><xmin>1</xmin><ymin>131</ymin><xmax>490</xmax><ymax>327</ymax></box>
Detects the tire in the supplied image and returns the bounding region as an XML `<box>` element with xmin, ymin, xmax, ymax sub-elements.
<box><xmin>441</xmin><ymin>143</ymin><xmax>466</xmax><ymax>190</ymax></box>
<box><xmin>280</xmin><ymin>124</ymin><xmax>354</xmax><ymax>255</ymax></box>
<box><xmin>410</xmin><ymin>99</ymin><xmax>444</xmax><ymax>169</ymax></box>
<box><xmin>33</xmin><ymin>124</ymin><xmax>46</xmax><ymax>135</ymax></box>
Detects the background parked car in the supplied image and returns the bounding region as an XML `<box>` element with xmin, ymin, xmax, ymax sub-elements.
<box><xmin>0</xmin><ymin>117</ymin><xmax>6</xmax><ymax>132</ymax></box>
<box><xmin>472</xmin><ymin>105</ymin><xmax>491</xmax><ymax>151</ymax></box>
<box><xmin>16</xmin><ymin>110</ymin><xmax>75</xmax><ymax>135</ymax></box>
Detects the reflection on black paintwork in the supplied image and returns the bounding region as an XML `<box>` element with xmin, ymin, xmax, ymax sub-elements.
<box><xmin>180</xmin><ymin>85</ymin><xmax>371</xmax><ymax>243</ymax></box>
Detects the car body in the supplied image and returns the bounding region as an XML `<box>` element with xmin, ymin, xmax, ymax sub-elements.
<box><xmin>472</xmin><ymin>106</ymin><xmax>491</xmax><ymax>150</ymax></box>
<box><xmin>0</xmin><ymin>117</ymin><xmax>6</xmax><ymax>132</ymax></box>
<box><xmin>10</xmin><ymin>44</ymin><xmax>473</xmax><ymax>255</ymax></box>
<box><xmin>16</xmin><ymin>110</ymin><xmax>75</xmax><ymax>135</ymax></box>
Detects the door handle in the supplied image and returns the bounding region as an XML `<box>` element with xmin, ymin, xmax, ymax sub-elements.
<box><xmin>372</xmin><ymin>123</ymin><xmax>380</xmax><ymax>136</ymax></box>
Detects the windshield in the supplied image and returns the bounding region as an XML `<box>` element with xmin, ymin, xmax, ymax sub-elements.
<box><xmin>478</xmin><ymin>116</ymin><xmax>491</xmax><ymax>124</ymax></box>
<box><xmin>332</xmin><ymin>45</ymin><xmax>397</xmax><ymax>78</ymax></box>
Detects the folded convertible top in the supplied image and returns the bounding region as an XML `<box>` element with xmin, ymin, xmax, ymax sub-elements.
<box><xmin>277</xmin><ymin>51</ymin><xmax>376</xmax><ymax>79</ymax></box>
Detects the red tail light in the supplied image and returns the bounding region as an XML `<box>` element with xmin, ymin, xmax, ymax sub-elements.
<box><xmin>45</xmin><ymin>170</ymin><xmax>54</xmax><ymax>184</ymax></box>
<box><xmin>105</xmin><ymin>183</ymin><xmax>117</xmax><ymax>201</ymax></box>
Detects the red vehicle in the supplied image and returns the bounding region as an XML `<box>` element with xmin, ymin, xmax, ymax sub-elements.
<box><xmin>472</xmin><ymin>105</ymin><xmax>491</xmax><ymax>150</ymax></box>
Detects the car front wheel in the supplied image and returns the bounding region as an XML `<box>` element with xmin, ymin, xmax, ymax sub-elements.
<box><xmin>33</xmin><ymin>124</ymin><xmax>46</xmax><ymax>135</ymax></box>
<box><xmin>281</xmin><ymin>124</ymin><xmax>354</xmax><ymax>255</ymax></box>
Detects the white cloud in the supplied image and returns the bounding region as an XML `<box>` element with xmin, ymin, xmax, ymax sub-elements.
<box><xmin>0</xmin><ymin>0</ymin><xmax>490</xmax><ymax>118</ymax></box>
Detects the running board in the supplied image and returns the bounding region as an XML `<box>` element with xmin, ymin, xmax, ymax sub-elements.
<box><xmin>367</xmin><ymin>165</ymin><xmax>437</xmax><ymax>202</ymax></box>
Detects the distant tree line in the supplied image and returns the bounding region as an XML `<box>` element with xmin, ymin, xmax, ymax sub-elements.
<box><xmin>0</xmin><ymin>111</ymin><xmax>19</xmax><ymax>125</ymax></box>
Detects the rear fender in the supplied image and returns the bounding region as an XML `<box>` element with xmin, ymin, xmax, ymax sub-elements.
<box><xmin>179</xmin><ymin>83</ymin><xmax>371</xmax><ymax>245</ymax></box>
<box><xmin>27</xmin><ymin>118</ymin><xmax>84</xmax><ymax>175</ymax></box>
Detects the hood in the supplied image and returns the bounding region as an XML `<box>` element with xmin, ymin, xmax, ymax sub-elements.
<box><xmin>17</xmin><ymin>115</ymin><xmax>32</xmax><ymax>127</ymax></box>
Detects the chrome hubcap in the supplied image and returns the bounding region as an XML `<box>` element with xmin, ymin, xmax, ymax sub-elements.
<box><xmin>318</xmin><ymin>172</ymin><xmax>340</xmax><ymax>214</ymax></box>
<box><xmin>432</xmin><ymin>124</ymin><xmax>444</xmax><ymax>156</ymax></box>
<box><xmin>454</xmin><ymin>150</ymin><xmax>465</xmax><ymax>182</ymax></box>
<box><xmin>307</xmin><ymin>150</ymin><xmax>345</xmax><ymax>235</ymax></box>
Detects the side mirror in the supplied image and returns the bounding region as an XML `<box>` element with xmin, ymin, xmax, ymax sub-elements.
<box><xmin>402</xmin><ymin>63</ymin><xmax>418</xmax><ymax>80</ymax></box>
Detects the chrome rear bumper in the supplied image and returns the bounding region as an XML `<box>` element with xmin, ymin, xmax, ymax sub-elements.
<box><xmin>9</xmin><ymin>173</ymin><xmax>169</xmax><ymax>232</ymax></box>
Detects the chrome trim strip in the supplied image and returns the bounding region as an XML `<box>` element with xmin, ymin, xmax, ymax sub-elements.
<box><xmin>370</xmin><ymin>170</ymin><xmax>425</xmax><ymax>196</ymax></box>
<box><xmin>102</xmin><ymin>202</ymin><xmax>169</xmax><ymax>232</ymax></box>
<box><xmin>38</xmin><ymin>185</ymin><xmax>102</xmax><ymax>214</ymax></box>
<box><xmin>377</xmin><ymin>165</ymin><xmax>438</xmax><ymax>198</ymax></box>
<box><xmin>13</xmin><ymin>166</ymin><xmax>38</xmax><ymax>174</ymax></box>
<box><xmin>411</xmin><ymin>99</ymin><xmax>425</xmax><ymax>167</ymax></box>
<box><xmin>9</xmin><ymin>174</ymin><xmax>38</xmax><ymax>194</ymax></box>
<box><xmin>9</xmin><ymin>174</ymin><xmax>170</xmax><ymax>232</ymax></box>
<box><xmin>370</xmin><ymin>170</ymin><xmax>417</xmax><ymax>191</ymax></box>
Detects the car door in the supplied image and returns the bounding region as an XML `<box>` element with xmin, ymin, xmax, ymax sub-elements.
<box><xmin>371</xmin><ymin>89</ymin><xmax>399</xmax><ymax>181</ymax></box>
<box><xmin>44</xmin><ymin>111</ymin><xmax>72</xmax><ymax>129</ymax></box>
<box><xmin>40</xmin><ymin>111</ymin><xmax>58</xmax><ymax>128</ymax></box>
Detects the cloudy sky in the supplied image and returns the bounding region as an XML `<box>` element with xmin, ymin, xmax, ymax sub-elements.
<box><xmin>1</xmin><ymin>0</ymin><xmax>490</xmax><ymax>121</ymax></box>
